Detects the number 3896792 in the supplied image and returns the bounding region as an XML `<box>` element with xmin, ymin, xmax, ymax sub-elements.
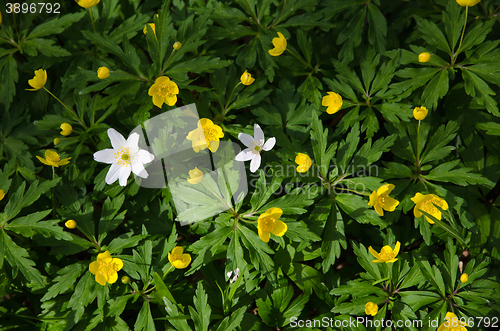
<box><xmin>6</xmin><ymin>3</ymin><xmax>61</xmax><ymax>14</ymax></box>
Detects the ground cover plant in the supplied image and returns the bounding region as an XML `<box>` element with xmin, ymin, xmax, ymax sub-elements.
<box><xmin>1</xmin><ymin>0</ymin><xmax>500</xmax><ymax>330</ymax></box>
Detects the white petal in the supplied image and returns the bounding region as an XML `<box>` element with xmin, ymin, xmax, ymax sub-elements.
<box><xmin>108</xmin><ymin>128</ymin><xmax>127</xmax><ymax>149</ymax></box>
<box><xmin>254</xmin><ymin>124</ymin><xmax>264</xmax><ymax>144</ymax></box>
<box><xmin>238</xmin><ymin>133</ymin><xmax>255</xmax><ymax>147</ymax></box>
<box><xmin>118</xmin><ymin>166</ymin><xmax>131</xmax><ymax>186</ymax></box>
<box><xmin>263</xmin><ymin>137</ymin><xmax>276</xmax><ymax>151</ymax></box>
<box><xmin>105</xmin><ymin>163</ymin><xmax>121</xmax><ymax>185</ymax></box>
<box><xmin>126</xmin><ymin>133</ymin><xmax>140</xmax><ymax>152</ymax></box>
<box><xmin>235</xmin><ymin>148</ymin><xmax>255</xmax><ymax>161</ymax></box>
<box><xmin>137</xmin><ymin>149</ymin><xmax>155</xmax><ymax>164</ymax></box>
<box><xmin>132</xmin><ymin>161</ymin><xmax>148</xmax><ymax>178</ymax></box>
<box><xmin>250</xmin><ymin>154</ymin><xmax>261</xmax><ymax>173</ymax></box>
<box><xmin>93</xmin><ymin>149</ymin><xmax>115</xmax><ymax>164</ymax></box>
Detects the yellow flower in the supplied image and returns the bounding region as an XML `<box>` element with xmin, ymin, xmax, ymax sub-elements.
<box><xmin>438</xmin><ymin>312</ymin><xmax>468</xmax><ymax>331</ymax></box>
<box><xmin>413</xmin><ymin>106</ymin><xmax>428</xmax><ymax>120</ymax></box>
<box><xmin>168</xmin><ymin>246</ymin><xmax>191</xmax><ymax>269</ymax></box>
<box><xmin>368</xmin><ymin>241</ymin><xmax>401</xmax><ymax>263</ymax></box>
<box><xmin>456</xmin><ymin>0</ymin><xmax>480</xmax><ymax>6</ymax></box>
<box><xmin>143</xmin><ymin>23</ymin><xmax>156</xmax><ymax>37</ymax></box>
<box><xmin>36</xmin><ymin>150</ymin><xmax>71</xmax><ymax>167</ymax></box>
<box><xmin>257</xmin><ymin>207</ymin><xmax>287</xmax><ymax>242</ymax></box>
<box><xmin>89</xmin><ymin>251</ymin><xmax>123</xmax><ymax>286</ymax></box>
<box><xmin>65</xmin><ymin>220</ymin><xmax>77</xmax><ymax>229</ymax></box>
<box><xmin>186</xmin><ymin>118</ymin><xmax>224</xmax><ymax>153</ymax></box>
<box><xmin>240</xmin><ymin>70</ymin><xmax>255</xmax><ymax>86</ymax></box>
<box><xmin>0</xmin><ymin>189</ymin><xmax>5</xmax><ymax>201</ymax></box>
<box><xmin>268</xmin><ymin>32</ymin><xmax>287</xmax><ymax>56</ymax></box>
<box><xmin>97</xmin><ymin>67</ymin><xmax>110</xmax><ymax>79</ymax></box>
<box><xmin>365</xmin><ymin>302</ymin><xmax>378</xmax><ymax>316</ymax></box>
<box><xmin>148</xmin><ymin>76</ymin><xmax>179</xmax><ymax>108</ymax></box>
<box><xmin>419</xmin><ymin>52</ymin><xmax>431</xmax><ymax>62</ymax></box>
<box><xmin>322</xmin><ymin>92</ymin><xmax>343</xmax><ymax>114</ymax></box>
<box><xmin>295</xmin><ymin>153</ymin><xmax>312</xmax><ymax>173</ymax></box>
<box><xmin>60</xmin><ymin>123</ymin><xmax>72</xmax><ymax>136</ymax></box>
<box><xmin>75</xmin><ymin>0</ymin><xmax>100</xmax><ymax>8</ymax></box>
<box><xmin>368</xmin><ymin>184</ymin><xmax>400</xmax><ymax>216</ymax></box>
<box><xmin>173</xmin><ymin>41</ymin><xmax>182</xmax><ymax>50</ymax></box>
<box><xmin>460</xmin><ymin>273</ymin><xmax>468</xmax><ymax>283</ymax></box>
<box><xmin>187</xmin><ymin>167</ymin><xmax>204</xmax><ymax>184</ymax></box>
<box><xmin>411</xmin><ymin>193</ymin><xmax>449</xmax><ymax>224</ymax></box>
<box><xmin>26</xmin><ymin>69</ymin><xmax>47</xmax><ymax>91</ymax></box>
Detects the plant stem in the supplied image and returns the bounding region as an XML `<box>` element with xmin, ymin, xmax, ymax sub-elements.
<box><xmin>416</xmin><ymin>120</ymin><xmax>421</xmax><ymax>168</ymax></box>
<box><xmin>43</xmin><ymin>87</ymin><xmax>88</xmax><ymax>130</ymax></box>
<box><xmin>161</xmin><ymin>49</ymin><xmax>177</xmax><ymax>75</ymax></box>
<box><xmin>270</xmin><ymin>0</ymin><xmax>287</xmax><ymax>29</ymax></box>
<box><xmin>222</xmin><ymin>82</ymin><xmax>242</xmax><ymax>118</ymax></box>
<box><xmin>285</xmin><ymin>48</ymin><xmax>315</xmax><ymax>72</ymax></box>
<box><xmin>89</xmin><ymin>8</ymin><xmax>96</xmax><ymax>33</ymax></box>
<box><xmin>452</xmin><ymin>6</ymin><xmax>468</xmax><ymax>66</ymax></box>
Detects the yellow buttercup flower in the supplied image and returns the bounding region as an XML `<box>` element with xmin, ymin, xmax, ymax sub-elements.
<box><xmin>60</xmin><ymin>123</ymin><xmax>72</xmax><ymax>136</ymax></box>
<box><xmin>257</xmin><ymin>207</ymin><xmax>287</xmax><ymax>242</ymax></box>
<box><xmin>143</xmin><ymin>23</ymin><xmax>156</xmax><ymax>37</ymax></box>
<box><xmin>148</xmin><ymin>76</ymin><xmax>179</xmax><ymax>108</ymax></box>
<box><xmin>89</xmin><ymin>251</ymin><xmax>123</xmax><ymax>286</ymax></box>
<box><xmin>0</xmin><ymin>189</ymin><xmax>5</xmax><ymax>201</ymax></box>
<box><xmin>97</xmin><ymin>67</ymin><xmax>110</xmax><ymax>79</ymax></box>
<box><xmin>322</xmin><ymin>92</ymin><xmax>343</xmax><ymax>114</ymax></box>
<box><xmin>295</xmin><ymin>153</ymin><xmax>312</xmax><ymax>173</ymax></box>
<box><xmin>411</xmin><ymin>193</ymin><xmax>449</xmax><ymax>224</ymax></box>
<box><xmin>168</xmin><ymin>246</ymin><xmax>191</xmax><ymax>269</ymax></box>
<box><xmin>36</xmin><ymin>150</ymin><xmax>71</xmax><ymax>167</ymax></box>
<box><xmin>368</xmin><ymin>184</ymin><xmax>399</xmax><ymax>216</ymax></box>
<box><xmin>437</xmin><ymin>312</ymin><xmax>468</xmax><ymax>331</ymax></box>
<box><xmin>65</xmin><ymin>220</ymin><xmax>77</xmax><ymax>229</ymax></box>
<box><xmin>460</xmin><ymin>273</ymin><xmax>468</xmax><ymax>283</ymax></box>
<box><xmin>75</xmin><ymin>0</ymin><xmax>100</xmax><ymax>8</ymax></box>
<box><xmin>419</xmin><ymin>52</ymin><xmax>431</xmax><ymax>62</ymax></box>
<box><xmin>186</xmin><ymin>118</ymin><xmax>224</xmax><ymax>153</ymax></box>
<box><xmin>173</xmin><ymin>41</ymin><xmax>182</xmax><ymax>50</ymax></box>
<box><xmin>365</xmin><ymin>302</ymin><xmax>378</xmax><ymax>316</ymax></box>
<box><xmin>26</xmin><ymin>69</ymin><xmax>47</xmax><ymax>91</ymax></box>
<box><xmin>268</xmin><ymin>32</ymin><xmax>287</xmax><ymax>56</ymax></box>
<box><xmin>413</xmin><ymin>106</ymin><xmax>428</xmax><ymax>120</ymax></box>
<box><xmin>456</xmin><ymin>0</ymin><xmax>480</xmax><ymax>6</ymax></box>
<box><xmin>187</xmin><ymin>167</ymin><xmax>204</xmax><ymax>184</ymax></box>
<box><xmin>368</xmin><ymin>241</ymin><xmax>401</xmax><ymax>263</ymax></box>
<box><xmin>240</xmin><ymin>70</ymin><xmax>255</xmax><ymax>86</ymax></box>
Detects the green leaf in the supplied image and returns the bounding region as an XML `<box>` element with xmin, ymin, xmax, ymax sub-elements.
<box><xmin>462</xmin><ymin>69</ymin><xmax>499</xmax><ymax>116</ymax></box>
<box><xmin>416</xmin><ymin>17</ymin><xmax>451</xmax><ymax>53</ymax></box>
<box><xmin>41</xmin><ymin>262</ymin><xmax>86</xmax><ymax>301</ymax></box>
<box><xmin>249</xmin><ymin>170</ymin><xmax>285</xmax><ymax>212</ymax></box>
<box><xmin>187</xmin><ymin>226</ymin><xmax>232</xmax><ymax>275</ymax></box>
<box><xmin>5</xmin><ymin>210</ymin><xmax>72</xmax><ymax>240</ymax></box>
<box><xmin>321</xmin><ymin>202</ymin><xmax>346</xmax><ymax>273</ymax></box>
<box><xmin>367</xmin><ymin>2</ymin><xmax>387</xmax><ymax>53</ymax></box>
<box><xmin>134</xmin><ymin>301</ymin><xmax>156</xmax><ymax>331</ymax></box>
<box><xmin>28</xmin><ymin>12</ymin><xmax>86</xmax><ymax>38</ymax></box>
<box><xmin>336</xmin><ymin>122</ymin><xmax>360</xmax><ymax>175</ymax></box>
<box><xmin>424</xmin><ymin>161</ymin><xmax>493</xmax><ymax>187</ymax></box>
<box><xmin>162</xmin><ymin>297</ymin><xmax>193</xmax><ymax>331</ymax></box>
<box><xmin>188</xmin><ymin>282</ymin><xmax>211</xmax><ymax>331</ymax></box>
<box><xmin>418</xmin><ymin>209</ymin><xmax>466</xmax><ymax>246</ymax></box>
<box><xmin>98</xmin><ymin>195</ymin><xmax>126</xmax><ymax>242</ymax></box>
<box><xmin>0</xmin><ymin>55</ymin><xmax>18</xmax><ymax>110</ymax></box>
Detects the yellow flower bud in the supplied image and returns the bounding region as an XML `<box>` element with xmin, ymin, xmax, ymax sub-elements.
<box><xmin>0</xmin><ymin>189</ymin><xmax>5</xmax><ymax>201</ymax></box>
<box><xmin>187</xmin><ymin>167</ymin><xmax>204</xmax><ymax>184</ymax></box>
<box><xmin>418</xmin><ymin>52</ymin><xmax>431</xmax><ymax>63</ymax></box>
<box><xmin>60</xmin><ymin>123</ymin><xmax>72</xmax><ymax>136</ymax></box>
<box><xmin>54</xmin><ymin>138</ymin><xmax>61</xmax><ymax>146</ymax></box>
<box><xmin>121</xmin><ymin>276</ymin><xmax>131</xmax><ymax>284</ymax></box>
<box><xmin>173</xmin><ymin>42</ymin><xmax>182</xmax><ymax>50</ymax></box>
<box><xmin>413</xmin><ymin>106</ymin><xmax>428</xmax><ymax>120</ymax></box>
<box><xmin>240</xmin><ymin>70</ymin><xmax>255</xmax><ymax>86</ymax></box>
<box><xmin>460</xmin><ymin>273</ymin><xmax>468</xmax><ymax>283</ymax></box>
<box><xmin>65</xmin><ymin>220</ymin><xmax>77</xmax><ymax>229</ymax></box>
<box><xmin>97</xmin><ymin>67</ymin><xmax>110</xmax><ymax>79</ymax></box>
<box><xmin>456</xmin><ymin>0</ymin><xmax>481</xmax><ymax>6</ymax></box>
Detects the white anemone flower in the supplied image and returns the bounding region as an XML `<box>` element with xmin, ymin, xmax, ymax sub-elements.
<box><xmin>235</xmin><ymin>124</ymin><xmax>275</xmax><ymax>173</ymax></box>
<box><xmin>93</xmin><ymin>128</ymin><xmax>155</xmax><ymax>186</ymax></box>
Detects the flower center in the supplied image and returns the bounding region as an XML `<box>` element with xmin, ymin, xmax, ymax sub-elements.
<box><xmin>203</xmin><ymin>128</ymin><xmax>218</xmax><ymax>141</ymax></box>
<box><xmin>98</xmin><ymin>261</ymin><xmax>119</xmax><ymax>277</ymax></box>
<box><xmin>115</xmin><ymin>147</ymin><xmax>133</xmax><ymax>166</ymax></box>
<box><xmin>260</xmin><ymin>217</ymin><xmax>276</xmax><ymax>232</ymax></box>
<box><xmin>250</xmin><ymin>141</ymin><xmax>263</xmax><ymax>155</ymax></box>
<box><xmin>422</xmin><ymin>200</ymin><xmax>438</xmax><ymax>214</ymax></box>
<box><xmin>379</xmin><ymin>247</ymin><xmax>395</xmax><ymax>261</ymax></box>
<box><xmin>157</xmin><ymin>83</ymin><xmax>174</xmax><ymax>97</ymax></box>
<box><xmin>171</xmin><ymin>254</ymin><xmax>187</xmax><ymax>263</ymax></box>
<box><xmin>46</xmin><ymin>154</ymin><xmax>60</xmax><ymax>163</ymax></box>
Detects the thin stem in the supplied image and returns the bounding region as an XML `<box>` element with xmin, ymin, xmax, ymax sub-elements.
<box><xmin>285</xmin><ymin>48</ymin><xmax>315</xmax><ymax>72</ymax></box>
<box><xmin>112</xmin><ymin>70</ymin><xmax>152</xmax><ymax>83</ymax></box>
<box><xmin>223</xmin><ymin>82</ymin><xmax>242</xmax><ymax>117</ymax></box>
<box><xmin>270</xmin><ymin>0</ymin><xmax>287</xmax><ymax>29</ymax></box>
<box><xmin>341</xmin><ymin>188</ymin><xmax>371</xmax><ymax>196</ymax></box>
<box><xmin>43</xmin><ymin>87</ymin><xmax>88</xmax><ymax>130</ymax></box>
<box><xmin>0</xmin><ymin>37</ymin><xmax>19</xmax><ymax>47</ymax></box>
<box><xmin>52</xmin><ymin>166</ymin><xmax>55</xmax><ymax>180</ymax></box>
<box><xmin>452</xmin><ymin>6</ymin><xmax>468</xmax><ymax>66</ymax></box>
<box><xmin>161</xmin><ymin>49</ymin><xmax>177</xmax><ymax>75</ymax></box>
<box><xmin>89</xmin><ymin>9</ymin><xmax>96</xmax><ymax>33</ymax></box>
<box><xmin>416</xmin><ymin>120</ymin><xmax>421</xmax><ymax>167</ymax></box>
<box><xmin>387</xmin><ymin>263</ymin><xmax>392</xmax><ymax>293</ymax></box>
<box><xmin>76</xmin><ymin>225</ymin><xmax>101</xmax><ymax>250</ymax></box>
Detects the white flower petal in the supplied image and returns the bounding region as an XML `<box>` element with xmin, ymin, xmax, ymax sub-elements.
<box><xmin>235</xmin><ymin>148</ymin><xmax>255</xmax><ymax>161</ymax></box>
<box><xmin>126</xmin><ymin>133</ymin><xmax>140</xmax><ymax>152</ymax></box>
<box><xmin>94</xmin><ymin>149</ymin><xmax>115</xmax><ymax>164</ymax></box>
<box><xmin>137</xmin><ymin>149</ymin><xmax>154</xmax><ymax>164</ymax></box>
<box><xmin>108</xmin><ymin>128</ymin><xmax>127</xmax><ymax>149</ymax></box>
<box><xmin>250</xmin><ymin>154</ymin><xmax>261</xmax><ymax>172</ymax></box>
<box><xmin>118</xmin><ymin>166</ymin><xmax>131</xmax><ymax>186</ymax></box>
<box><xmin>105</xmin><ymin>163</ymin><xmax>121</xmax><ymax>185</ymax></box>
<box><xmin>238</xmin><ymin>133</ymin><xmax>255</xmax><ymax>148</ymax></box>
<box><xmin>254</xmin><ymin>124</ymin><xmax>264</xmax><ymax>144</ymax></box>
<box><xmin>263</xmin><ymin>137</ymin><xmax>276</xmax><ymax>151</ymax></box>
<box><xmin>132</xmin><ymin>161</ymin><xmax>148</xmax><ymax>178</ymax></box>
